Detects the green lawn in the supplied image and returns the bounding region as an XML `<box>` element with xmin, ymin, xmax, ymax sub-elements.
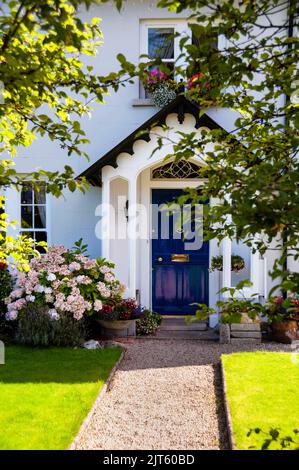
<box><xmin>222</xmin><ymin>352</ymin><xmax>299</xmax><ymax>450</ymax></box>
<box><xmin>0</xmin><ymin>345</ymin><xmax>122</xmax><ymax>450</ymax></box>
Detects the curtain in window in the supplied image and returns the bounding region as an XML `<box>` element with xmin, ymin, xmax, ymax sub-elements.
<box><xmin>148</xmin><ymin>28</ymin><xmax>174</xmax><ymax>59</ymax></box>
<box><xmin>34</xmin><ymin>185</ymin><xmax>46</xmax><ymax>229</ymax></box>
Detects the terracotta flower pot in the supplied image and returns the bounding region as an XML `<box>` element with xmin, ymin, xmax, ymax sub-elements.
<box><xmin>271</xmin><ymin>320</ymin><xmax>299</xmax><ymax>344</ymax></box>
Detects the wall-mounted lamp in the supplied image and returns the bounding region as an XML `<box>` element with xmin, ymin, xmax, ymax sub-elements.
<box><xmin>124</xmin><ymin>199</ymin><xmax>129</xmax><ymax>221</ymax></box>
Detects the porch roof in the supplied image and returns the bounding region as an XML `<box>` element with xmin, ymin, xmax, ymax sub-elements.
<box><xmin>78</xmin><ymin>95</ymin><xmax>222</xmax><ymax>186</ymax></box>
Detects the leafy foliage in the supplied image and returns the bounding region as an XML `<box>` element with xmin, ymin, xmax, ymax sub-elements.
<box><xmin>191</xmin><ymin>280</ymin><xmax>264</xmax><ymax>324</ymax></box>
<box><xmin>247</xmin><ymin>427</ymin><xmax>299</xmax><ymax>451</ymax></box>
<box><xmin>0</xmin><ymin>262</ymin><xmax>12</xmax><ymax>313</ymax></box>
<box><xmin>0</xmin><ymin>262</ymin><xmax>14</xmax><ymax>341</ymax></box>
<box><xmin>265</xmin><ymin>294</ymin><xmax>299</xmax><ymax>323</ymax></box>
<box><xmin>218</xmin><ymin>280</ymin><xmax>264</xmax><ymax>324</ymax></box>
<box><xmin>188</xmin><ymin>303</ymin><xmax>215</xmax><ymax>322</ymax></box>
<box><xmin>149</xmin><ymin>0</ymin><xmax>299</xmax><ymax>293</ymax></box>
<box><xmin>136</xmin><ymin>309</ymin><xmax>162</xmax><ymax>335</ymax></box>
<box><xmin>0</xmin><ymin>1</ymin><xmax>135</xmax><ymax>268</ymax></box>
<box><xmin>0</xmin><ymin>197</ymin><xmax>45</xmax><ymax>270</ymax></box>
<box><xmin>16</xmin><ymin>304</ymin><xmax>87</xmax><ymax>347</ymax></box>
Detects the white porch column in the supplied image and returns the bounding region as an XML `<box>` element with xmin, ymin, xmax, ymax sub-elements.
<box><xmin>101</xmin><ymin>177</ymin><xmax>111</xmax><ymax>259</ymax></box>
<box><xmin>128</xmin><ymin>177</ymin><xmax>137</xmax><ymax>299</ymax></box>
<box><xmin>222</xmin><ymin>237</ymin><xmax>232</xmax><ymax>290</ymax></box>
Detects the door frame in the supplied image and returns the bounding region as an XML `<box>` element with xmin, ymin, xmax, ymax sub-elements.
<box><xmin>138</xmin><ymin>166</ymin><xmax>208</xmax><ymax>311</ymax></box>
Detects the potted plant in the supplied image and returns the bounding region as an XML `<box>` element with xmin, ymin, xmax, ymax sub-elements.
<box><xmin>191</xmin><ymin>280</ymin><xmax>264</xmax><ymax>343</ymax></box>
<box><xmin>210</xmin><ymin>254</ymin><xmax>245</xmax><ymax>273</ymax></box>
<box><xmin>265</xmin><ymin>295</ymin><xmax>299</xmax><ymax>344</ymax></box>
<box><xmin>142</xmin><ymin>68</ymin><xmax>178</xmax><ymax>108</ymax></box>
<box><xmin>96</xmin><ymin>298</ymin><xmax>142</xmax><ymax>337</ymax></box>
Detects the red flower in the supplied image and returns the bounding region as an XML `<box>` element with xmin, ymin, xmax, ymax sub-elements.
<box><xmin>101</xmin><ymin>304</ymin><xmax>113</xmax><ymax>313</ymax></box>
<box><xmin>187</xmin><ymin>73</ymin><xmax>210</xmax><ymax>90</ymax></box>
<box><xmin>0</xmin><ymin>262</ymin><xmax>8</xmax><ymax>270</ymax></box>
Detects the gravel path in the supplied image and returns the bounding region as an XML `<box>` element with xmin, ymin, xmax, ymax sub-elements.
<box><xmin>74</xmin><ymin>339</ymin><xmax>290</xmax><ymax>450</ymax></box>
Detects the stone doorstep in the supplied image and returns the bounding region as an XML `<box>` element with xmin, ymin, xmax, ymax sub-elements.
<box><xmin>230</xmin><ymin>337</ymin><xmax>262</xmax><ymax>344</ymax></box>
<box><xmin>230</xmin><ymin>323</ymin><xmax>261</xmax><ymax>331</ymax></box>
<box><xmin>160</xmin><ymin>324</ymin><xmax>207</xmax><ymax>331</ymax></box>
<box><xmin>230</xmin><ymin>331</ymin><xmax>262</xmax><ymax>339</ymax></box>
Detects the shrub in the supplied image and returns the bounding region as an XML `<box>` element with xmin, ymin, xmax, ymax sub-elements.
<box><xmin>0</xmin><ymin>262</ymin><xmax>14</xmax><ymax>341</ymax></box>
<box><xmin>5</xmin><ymin>245</ymin><xmax>125</xmax><ymax>323</ymax></box>
<box><xmin>16</xmin><ymin>304</ymin><xmax>87</xmax><ymax>347</ymax></box>
<box><xmin>0</xmin><ymin>262</ymin><xmax>12</xmax><ymax>314</ymax></box>
<box><xmin>136</xmin><ymin>309</ymin><xmax>162</xmax><ymax>336</ymax></box>
<box><xmin>5</xmin><ymin>243</ymin><xmax>127</xmax><ymax>346</ymax></box>
<box><xmin>265</xmin><ymin>295</ymin><xmax>299</xmax><ymax>323</ymax></box>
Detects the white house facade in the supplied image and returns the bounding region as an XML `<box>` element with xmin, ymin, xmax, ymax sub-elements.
<box><xmin>4</xmin><ymin>1</ymin><xmax>292</xmax><ymax>327</ymax></box>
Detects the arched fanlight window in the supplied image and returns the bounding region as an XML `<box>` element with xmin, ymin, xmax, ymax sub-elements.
<box><xmin>152</xmin><ymin>160</ymin><xmax>200</xmax><ymax>179</ymax></box>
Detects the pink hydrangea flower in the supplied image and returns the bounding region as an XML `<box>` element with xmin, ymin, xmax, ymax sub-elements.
<box><xmin>48</xmin><ymin>309</ymin><xmax>60</xmax><ymax>320</ymax></box>
<box><xmin>69</xmin><ymin>262</ymin><xmax>81</xmax><ymax>272</ymax></box>
<box><xmin>6</xmin><ymin>310</ymin><xmax>17</xmax><ymax>321</ymax></box>
<box><xmin>94</xmin><ymin>299</ymin><xmax>103</xmax><ymax>312</ymax></box>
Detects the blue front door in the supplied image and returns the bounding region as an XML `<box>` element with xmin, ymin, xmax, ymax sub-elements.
<box><xmin>152</xmin><ymin>189</ymin><xmax>209</xmax><ymax>315</ymax></box>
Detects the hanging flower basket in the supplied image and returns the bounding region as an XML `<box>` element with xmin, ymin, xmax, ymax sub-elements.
<box><xmin>210</xmin><ymin>254</ymin><xmax>245</xmax><ymax>273</ymax></box>
<box><xmin>142</xmin><ymin>69</ymin><xmax>178</xmax><ymax>108</ymax></box>
<box><xmin>152</xmin><ymin>82</ymin><xmax>177</xmax><ymax>107</ymax></box>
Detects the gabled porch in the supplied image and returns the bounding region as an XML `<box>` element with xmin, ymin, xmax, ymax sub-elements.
<box><xmin>79</xmin><ymin>96</ymin><xmax>266</xmax><ymax>327</ymax></box>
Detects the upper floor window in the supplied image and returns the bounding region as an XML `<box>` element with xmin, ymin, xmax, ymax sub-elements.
<box><xmin>139</xmin><ymin>20</ymin><xmax>219</xmax><ymax>99</ymax></box>
<box><xmin>20</xmin><ymin>183</ymin><xmax>47</xmax><ymax>252</ymax></box>
<box><xmin>140</xmin><ymin>20</ymin><xmax>185</xmax><ymax>98</ymax></box>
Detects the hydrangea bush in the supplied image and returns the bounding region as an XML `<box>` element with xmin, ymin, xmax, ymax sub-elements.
<box><xmin>5</xmin><ymin>245</ymin><xmax>125</xmax><ymax>323</ymax></box>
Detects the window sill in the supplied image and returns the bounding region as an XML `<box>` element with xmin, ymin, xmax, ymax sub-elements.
<box><xmin>132</xmin><ymin>99</ymin><xmax>154</xmax><ymax>107</ymax></box>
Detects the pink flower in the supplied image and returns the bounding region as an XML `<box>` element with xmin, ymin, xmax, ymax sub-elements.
<box><xmin>76</xmin><ymin>275</ymin><xmax>92</xmax><ymax>285</ymax></box>
<box><xmin>69</xmin><ymin>262</ymin><xmax>81</xmax><ymax>272</ymax></box>
<box><xmin>97</xmin><ymin>281</ymin><xmax>110</xmax><ymax>298</ymax></box>
<box><xmin>104</xmin><ymin>272</ymin><xmax>115</xmax><ymax>283</ymax></box>
<box><xmin>48</xmin><ymin>309</ymin><xmax>60</xmax><ymax>321</ymax></box>
<box><xmin>10</xmin><ymin>289</ymin><xmax>24</xmax><ymax>300</ymax></box>
<box><xmin>6</xmin><ymin>310</ymin><xmax>17</xmax><ymax>321</ymax></box>
<box><xmin>45</xmin><ymin>294</ymin><xmax>54</xmax><ymax>303</ymax></box>
<box><xmin>94</xmin><ymin>299</ymin><xmax>103</xmax><ymax>312</ymax></box>
<box><xmin>84</xmin><ymin>259</ymin><xmax>97</xmax><ymax>270</ymax></box>
<box><xmin>99</xmin><ymin>266</ymin><xmax>111</xmax><ymax>274</ymax></box>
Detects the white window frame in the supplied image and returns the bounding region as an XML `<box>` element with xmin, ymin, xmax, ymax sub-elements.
<box><xmin>139</xmin><ymin>19</ymin><xmax>225</xmax><ymax>99</ymax></box>
<box><xmin>139</xmin><ymin>19</ymin><xmax>188</xmax><ymax>98</ymax></box>
<box><xmin>19</xmin><ymin>183</ymin><xmax>50</xmax><ymax>250</ymax></box>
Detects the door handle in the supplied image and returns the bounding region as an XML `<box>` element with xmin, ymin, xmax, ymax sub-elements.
<box><xmin>157</xmin><ymin>257</ymin><xmax>163</xmax><ymax>262</ymax></box>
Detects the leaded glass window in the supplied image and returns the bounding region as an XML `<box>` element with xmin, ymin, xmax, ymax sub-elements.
<box><xmin>152</xmin><ymin>160</ymin><xmax>200</xmax><ymax>179</ymax></box>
